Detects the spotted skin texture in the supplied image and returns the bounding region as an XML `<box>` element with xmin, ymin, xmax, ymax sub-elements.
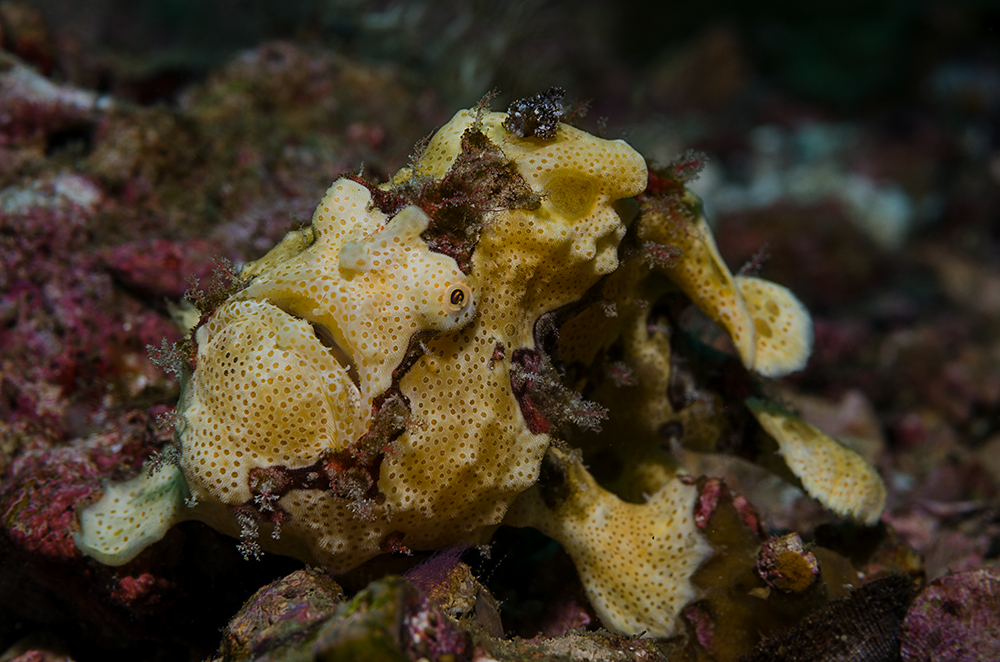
<box><xmin>174</xmin><ymin>109</ymin><xmax>648</xmax><ymax>573</ymax></box>
<box><xmin>77</xmin><ymin>107</ymin><xmax>887</xmax><ymax>641</ymax></box>
<box><xmin>505</xmin><ymin>448</ymin><xmax>712</xmax><ymax>639</ymax></box>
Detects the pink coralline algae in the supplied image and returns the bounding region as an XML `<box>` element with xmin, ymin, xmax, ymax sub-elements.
<box><xmin>0</xmin><ymin>178</ymin><xmax>205</xmax><ymax>640</ymax></box>
<box><xmin>101</xmin><ymin>238</ymin><xmax>220</xmax><ymax>301</ymax></box>
<box><xmin>0</xmin><ymin>51</ymin><xmax>106</xmax><ymax>188</ymax></box>
<box><xmin>900</xmin><ymin>567</ymin><xmax>1000</xmax><ymax>662</ymax></box>
<box><xmin>107</xmin><ymin>572</ymin><xmax>173</xmax><ymax>609</ymax></box>
<box><xmin>0</xmin><ymin>404</ymin><xmax>304</xmax><ymax>652</ymax></box>
<box><xmin>682</xmin><ymin>602</ymin><xmax>715</xmax><ymax>652</ymax></box>
<box><xmin>1</xmin><ymin>445</ymin><xmax>101</xmax><ymax>561</ymax></box>
<box><xmin>1</xmin><ymin>410</ymin><xmax>164</xmax><ymax>561</ymax></box>
<box><xmin>689</xmin><ymin>476</ymin><xmax>765</xmax><ymax>537</ymax></box>
<box><xmin>0</xmin><ymin>195</ymin><xmax>182</xmax><ymax>432</ymax></box>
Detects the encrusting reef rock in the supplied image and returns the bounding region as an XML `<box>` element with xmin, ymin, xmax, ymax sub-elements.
<box><xmin>73</xmin><ymin>89</ymin><xmax>890</xmax><ymax>645</ymax></box>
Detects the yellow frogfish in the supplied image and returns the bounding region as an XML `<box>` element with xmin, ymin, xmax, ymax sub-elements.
<box><xmin>77</xmin><ymin>89</ymin><xmax>885</xmax><ymax>639</ymax></box>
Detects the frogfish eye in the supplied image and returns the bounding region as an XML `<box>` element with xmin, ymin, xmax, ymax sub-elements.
<box><xmin>445</xmin><ymin>284</ymin><xmax>473</xmax><ymax>314</ymax></box>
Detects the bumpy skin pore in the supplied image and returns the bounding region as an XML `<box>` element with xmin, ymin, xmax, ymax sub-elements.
<box><xmin>175</xmin><ymin>110</ymin><xmax>647</xmax><ymax>572</ymax></box>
